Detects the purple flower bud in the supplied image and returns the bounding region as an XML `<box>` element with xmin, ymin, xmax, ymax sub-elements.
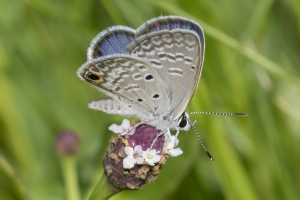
<box><xmin>54</xmin><ymin>131</ymin><xmax>80</xmax><ymax>156</ymax></box>
<box><xmin>103</xmin><ymin>124</ymin><xmax>167</xmax><ymax>190</ymax></box>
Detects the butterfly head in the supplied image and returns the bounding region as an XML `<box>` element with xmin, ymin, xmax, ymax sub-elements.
<box><xmin>177</xmin><ymin>112</ymin><xmax>193</xmax><ymax>131</ymax></box>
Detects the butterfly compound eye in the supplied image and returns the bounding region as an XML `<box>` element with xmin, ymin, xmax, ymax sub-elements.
<box><xmin>178</xmin><ymin>115</ymin><xmax>187</xmax><ymax>128</ymax></box>
<box><xmin>84</xmin><ymin>72</ymin><xmax>104</xmax><ymax>83</ymax></box>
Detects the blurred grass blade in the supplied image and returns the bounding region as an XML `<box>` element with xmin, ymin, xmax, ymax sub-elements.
<box><xmin>0</xmin><ymin>154</ymin><xmax>26</xmax><ymax>200</ymax></box>
<box><xmin>100</xmin><ymin>0</ymin><xmax>125</xmax><ymax>24</ymax></box>
<box><xmin>0</xmin><ymin>44</ymin><xmax>36</xmax><ymax>173</ymax></box>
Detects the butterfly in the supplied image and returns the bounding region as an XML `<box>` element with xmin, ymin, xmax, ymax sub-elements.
<box><xmin>77</xmin><ymin>16</ymin><xmax>246</xmax><ymax>160</ymax></box>
<box><xmin>77</xmin><ymin>15</ymin><xmax>203</xmax><ymax>130</ymax></box>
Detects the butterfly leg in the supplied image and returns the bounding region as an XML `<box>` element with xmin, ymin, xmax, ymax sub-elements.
<box><xmin>121</xmin><ymin>119</ymin><xmax>152</xmax><ymax>135</ymax></box>
<box><xmin>150</xmin><ymin>128</ymin><xmax>170</xmax><ymax>149</ymax></box>
<box><xmin>175</xmin><ymin>129</ymin><xmax>180</xmax><ymax>137</ymax></box>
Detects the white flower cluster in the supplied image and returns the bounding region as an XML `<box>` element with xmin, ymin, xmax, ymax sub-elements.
<box><xmin>109</xmin><ymin>119</ymin><xmax>183</xmax><ymax>169</ymax></box>
<box><xmin>122</xmin><ymin>145</ymin><xmax>161</xmax><ymax>169</ymax></box>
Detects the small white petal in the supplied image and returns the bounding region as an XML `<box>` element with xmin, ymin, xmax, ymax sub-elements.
<box><xmin>170</xmin><ymin>136</ymin><xmax>179</xmax><ymax>146</ymax></box>
<box><xmin>143</xmin><ymin>151</ymin><xmax>147</xmax><ymax>159</ymax></box>
<box><xmin>127</xmin><ymin>155</ymin><xmax>137</xmax><ymax>163</ymax></box>
<box><xmin>143</xmin><ymin>149</ymin><xmax>151</xmax><ymax>158</ymax></box>
<box><xmin>134</xmin><ymin>145</ymin><xmax>142</xmax><ymax>151</ymax></box>
<box><xmin>134</xmin><ymin>145</ymin><xmax>143</xmax><ymax>155</ymax></box>
<box><xmin>152</xmin><ymin>155</ymin><xmax>161</xmax><ymax>163</ymax></box>
<box><xmin>121</xmin><ymin>119</ymin><xmax>130</xmax><ymax>129</ymax></box>
<box><xmin>165</xmin><ymin>142</ymin><xmax>174</xmax><ymax>149</ymax></box>
<box><xmin>136</xmin><ymin>157</ymin><xmax>144</xmax><ymax>164</ymax></box>
<box><xmin>124</xmin><ymin>146</ymin><xmax>133</xmax><ymax>156</ymax></box>
<box><xmin>164</xmin><ymin>135</ymin><xmax>180</xmax><ymax>151</ymax></box>
<box><xmin>145</xmin><ymin>158</ymin><xmax>155</xmax><ymax>166</ymax></box>
<box><xmin>123</xmin><ymin>157</ymin><xmax>134</xmax><ymax>169</ymax></box>
<box><xmin>162</xmin><ymin>149</ymin><xmax>167</xmax><ymax>155</ymax></box>
<box><xmin>168</xmin><ymin>148</ymin><xmax>183</xmax><ymax>157</ymax></box>
<box><xmin>108</xmin><ymin>124</ymin><xmax>120</xmax><ymax>133</ymax></box>
<box><xmin>148</xmin><ymin>149</ymin><xmax>157</xmax><ymax>156</ymax></box>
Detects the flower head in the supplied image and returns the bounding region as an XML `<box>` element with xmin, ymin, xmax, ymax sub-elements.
<box><xmin>103</xmin><ymin>121</ymin><xmax>185</xmax><ymax>190</ymax></box>
<box><xmin>54</xmin><ymin>130</ymin><xmax>80</xmax><ymax>156</ymax></box>
<box><xmin>103</xmin><ymin>124</ymin><xmax>166</xmax><ymax>189</ymax></box>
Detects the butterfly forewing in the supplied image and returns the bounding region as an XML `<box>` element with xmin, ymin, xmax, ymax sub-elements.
<box><xmin>127</xmin><ymin>29</ymin><xmax>203</xmax><ymax>120</ymax></box>
<box><xmin>135</xmin><ymin>15</ymin><xmax>205</xmax><ymax>59</ymax></box>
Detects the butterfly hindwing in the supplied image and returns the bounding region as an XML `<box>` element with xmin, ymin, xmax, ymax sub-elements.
<box><xmin>87</xmin><ymin>26</ymin><xmax>136</xmax><ymax>60</ymax></box>
<box><xmin>88</xmin><ymin>97</ymin><xmax>149</xmax><ymax>119</ymax></box>
<box><xmin>77</xmin><ymin>55</ymin><xmax>170</xmax><ymax>119</ymax></box>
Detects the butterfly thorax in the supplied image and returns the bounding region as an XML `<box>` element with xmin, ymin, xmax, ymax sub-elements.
<box><xmin>145</xmin><ymin>112</ymin><xmax>192</xmax><ymax>132</ymax></box>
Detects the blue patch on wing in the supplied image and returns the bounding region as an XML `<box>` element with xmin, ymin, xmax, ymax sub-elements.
<box><xmin>89</xmin><ymin>26</ymin><xmax>135</xmax><ymax>59</ymax></box>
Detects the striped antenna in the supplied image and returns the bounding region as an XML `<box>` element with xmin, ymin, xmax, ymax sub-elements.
<box><xmin>190</xmin><ymin>120</ymin><xmax>214</xmax><ymax>162</ymax></box>
<box><xmin>188</xmin><ymin>111</ymin><xmax>247</xmax><ymax>161</ymax></box>
<box><xmin>190</xmin><ymin>111</ymin><xmax>248</xmax><ymax>117</ymax></box>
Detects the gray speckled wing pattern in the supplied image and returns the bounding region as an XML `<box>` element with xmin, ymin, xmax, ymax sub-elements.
<box><xmin>77</xmin><ymin>16</ymin><xmax>205</xmax><ymax>131</ymax></box>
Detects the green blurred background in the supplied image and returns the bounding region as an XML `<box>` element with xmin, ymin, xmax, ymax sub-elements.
<box><xmin>1</xmin><ymin>0</ymin><xmax>300</xmax><ymax>199</ymax></box>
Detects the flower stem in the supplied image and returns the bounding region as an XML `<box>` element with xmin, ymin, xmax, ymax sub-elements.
<box><xmin>88</xmin><ymin>173</ymin><xmax>121</xmax><ymax>200</ymax></box>
<box><xmin>60</xmin><ymin>157</ymin><xmax>81</xmax><ymax>200</ymax></box>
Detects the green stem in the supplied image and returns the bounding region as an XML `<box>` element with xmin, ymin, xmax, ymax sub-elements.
<box><xmin>88</xmin><ymin>173</ymin><xmax>121</xmax><ymax>200</ymax></box>
<box><xmin>60</xmin><ymin>157</ymin><xmax>81</xmax><ymax>200</ymax></box>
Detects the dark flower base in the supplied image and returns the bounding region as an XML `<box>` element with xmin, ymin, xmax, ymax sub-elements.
<box><xmin>103</xmin><ymin>124</ymin><xmax>167</xmax><ymax>190</ymax></box>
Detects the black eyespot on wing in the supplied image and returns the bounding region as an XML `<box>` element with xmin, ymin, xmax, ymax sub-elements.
<box><xmin>145</xmin><ymin>74</ymin><xmax>153</xmax><ymax>80</ymax></box>
<box><xmin>191</xmin><ymin>65</ymin><xmax>196</xmax><ymax>70</ymax></box>
<box><xmin>153</xmin><ymin>94</ymin><xmax>160</xmax><ymax>99</ymax></box>
<box><xmin>87</xmin><ymin>72</ymin><xmax>100</xmax><ymax>80</ymax></box>
<box><xmin>137</xmin><ymin>98</ymin><xmax>143</xmax><ymax>102</ymax></box>
<box><xmin>84</xmin><ymin>71</ymin><xmax>104</xmax><ymax>83</ymax></box>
